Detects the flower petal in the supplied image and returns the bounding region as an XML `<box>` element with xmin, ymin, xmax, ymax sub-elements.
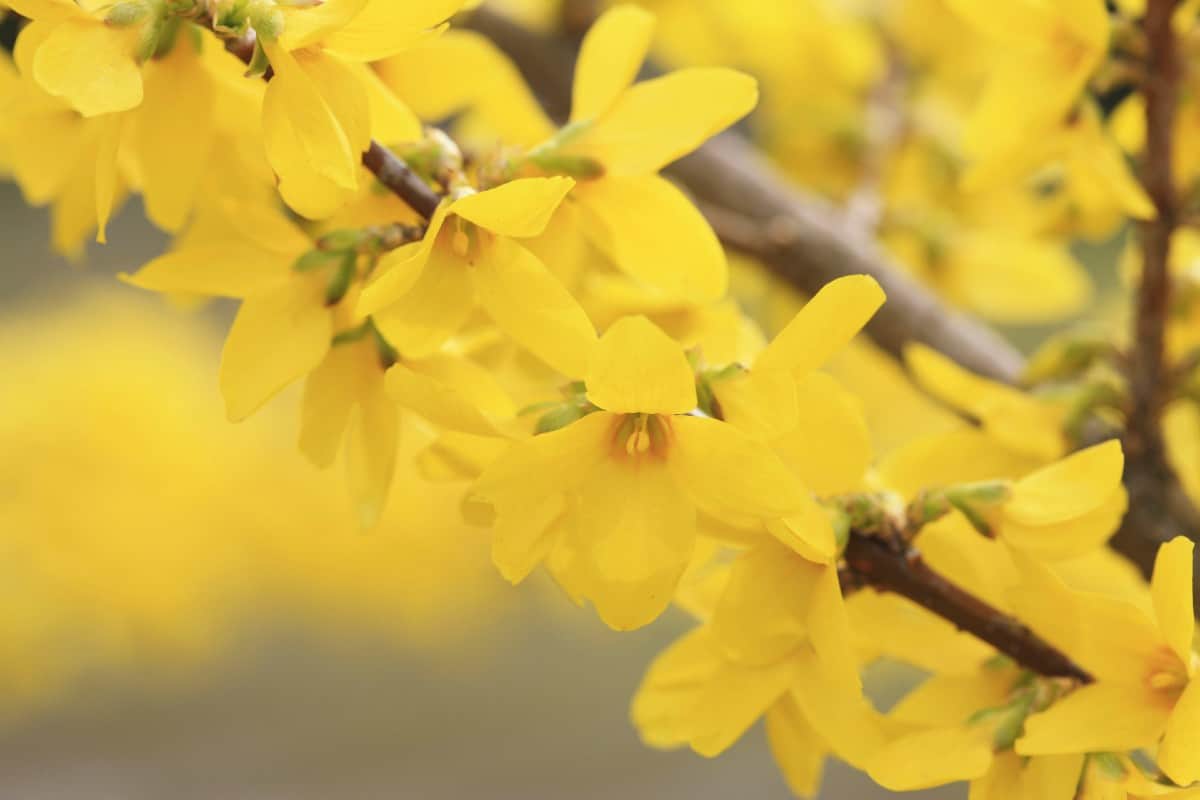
<box><xmin>370</xmin><ymin>240</ymin><xmax>475</xmax><ymax>357</ymax></box>
<box><xmin>33</xmin><ymin>18</ymin><xmax>141</xmax><ymax>116</ymax></box>
<box><xmin>769</xmin><ymin>371</ymin><xmax>871</xmax><ymax>496</ymax></box>
<box><xmin>452</xmin><ymin>177</ymin><xmax>575</xmax><ymax>239</ymax></box>
<box><xmin>570</xmin><ymin>5</ymin><xmax>655</xmax><ymax>123</ymax></box>
<box><xmin>1151</xmin><ymin>537</ymin><xmax>1197</xmax><ymax>671</ymax></box>
<box><xmin>133</xmin><ymin>36</ymin><xmax>214</xmax><ymax>232</ymax></box>
<box><xmin>671</xmin><ymin>415</ymin><xmax>808</xmax><ymax>519</ymax></box>
<box><xmin>1016</xmin><ymin>683</ymin><xmax>1170</xmax><ymax>755</ymax></box>
<box><xmin>1160</xmin><ymin>677</ymin><xmax>1200</xmax><ymax>785</ymax></box>
<box><xmin>765</xmin><ymin>694</ymin><xmax>827</xmax><ymax>799</ymax></box>
<box><xmin>219</xmin><ymin>280</ymin><xmax>332</xmax><ymax>422</ymax></box>
<box><xmin>1006</xmin><ymin>440</ymin><xmax>1124</xmax><ymax>526</ymax></box>
<box><xmin>571</xmin><ymin>456</ymin><xmax>696</xmax><ymax>630</ymax></box>
<box><xmin>472</xmin><ymin>238</ymin><xmax>597</xmax><ymax>377</ymax></box>
<box><xmin>568</xmin><ymin>67</ymin><xmax>757</xmax><ymax>175</ymax></box>
<box><xmin>586</xmin><ymin>315</ymin><xmax>696</xmax><ymax>414</ymax></box>
<box><xmin>575</xmin><ymin>174</ymin><xmax>727</xmax><ymax>303</ymax></box>
<box><xmin>755</xmin><ymin>275</ymin><xmax>885</xmax><ymax>375</ymax></box>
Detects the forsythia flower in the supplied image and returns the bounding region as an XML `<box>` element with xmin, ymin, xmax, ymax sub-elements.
<box><xmin>256</xmin><ymin>0</ymin><xmax>464</xmax><ymax>217</ymax></box>
<box><xmin>473</xmin><ymin>315</ymin><xmax>807</xmax><ymax>629</ymax></box>
<box><xmin>1014</xmin><ymin>538</ymin><xmax>1200</xmax><ymax>786</ymax></box>
<box><xmin>125</xmin><ymin>201</ymin><xmax>512</xmax><ymax>525</ymax></box>
<box><xmin>633</xmin><ymin>538</ymin><xmax>884</xmax><ymax>797</ymax></box>
<box><xmin>521</xmin><ymin>5</ymin><xmax>758</xmax><ymax>302</ymax></box>
<box><xmin>7</xmin><ymin>0</ymin><xmax>144</xmax><ymax>116</ymax></box>
<box><xmin>945</xmin><ymin>0</ymin><xmax>1108</xmax><ymax>164</ymax></box>
<box><xmin>357</xmin><ymin>176</ymin><xmax>598</xmax><ymax>377</ymax></box>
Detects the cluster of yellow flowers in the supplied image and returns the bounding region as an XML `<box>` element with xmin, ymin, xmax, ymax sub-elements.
<box><xmin>3</xmin><ymin>0</ymin><xmax>1200</xmax><ymax>797</ymax></box>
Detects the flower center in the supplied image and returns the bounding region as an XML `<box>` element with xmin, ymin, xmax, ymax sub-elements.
<box><xmin>614</xmin><ymin>414</ymin><xmax>670</xmax><ymax>459</ymax></box>
<box><xmin>1146</xmin><ymin>646</ymin><xmax>1190</xmax><ymax>695</ymax></box>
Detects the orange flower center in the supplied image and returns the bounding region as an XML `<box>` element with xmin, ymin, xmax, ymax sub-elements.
<box><xmin>613</xmin><ymin>413</ymin><xmax>671</xmax><ymax>460</ymax></box>
<box><xmin>1145</xmin><ymin>646</ymin><xmax>1190</xmax><ymax>696</ymax></box>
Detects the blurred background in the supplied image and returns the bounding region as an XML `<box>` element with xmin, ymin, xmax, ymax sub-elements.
<box><xmin>0</xmin><ymin>185</ymin><xmax>970</xmax><ymax>798</ymax></box>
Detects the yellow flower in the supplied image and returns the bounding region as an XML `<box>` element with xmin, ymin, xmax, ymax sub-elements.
<box><xmin>946</xmin><ymin>0</ymin><xmax>1108</xmax><ymax>163</ymax></box>
<box><xmin>358</xmin><ymin>176</ymin><xmax>598</xmax><ymax>377</ymax></box>
<box><xmin>258</xmin><ymin>0</ymin><xmax>464</xmax><ymax>218</ymax></box>
<box><xmin>523</xmin><ymin>5</ymin><xmax>758</xmax><ymax>303</ymax></box>
<box><xmin>0</xmin><ymin>47</ymin><xmax>124</xmax><ymax>251</ymax></box>
<box><xmin>1014</xmin><ymin>538</ymin><xmax>1200</xmax><ymax>786</ymax></box>
<box><xmin>703</xmin><ymin>275</ymin><xmax>885</xmax><ymax>560</ymax></box>
<box><xmin>8</xmin><ymin>0</ymin><xmax>143</xmax><ymax>117</ymax></box>
<box><xmin>473</xmin><ymin>316</ymin><xmax>808</xmax><ymax>629</ymax></box>
<box><xmin>905</xmin><ymin>343</ymin><xmax>1068</xmax><ymax>461</ymax></box>
<box><xmin>125</xmin><ymin>200</ymin><xmax>513</xmax><ymax>524</ymax></box>
<box><xmin>632</xmin><ymin>537</ymin><xmax>884</xmax><ymax>795</ymax></box>
<box><xmin>888</xmin><ymin>428</ymin><xmax>1126</xmax><ymax>560</ymax></box>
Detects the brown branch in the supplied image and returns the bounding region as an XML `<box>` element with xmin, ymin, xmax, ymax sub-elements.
<box><xmin>463</xmin><ymin>6</ymin><xmax>1025</xmax><ymax>384</ymax></box>
<box><xmin>1112</xmin><ymin>0</ymin><xmax>1200</xmax><ymax>605</ymax></box>
<box><xmin>219</xmin><ymin>27</ymin><xmax>442</xmax><ymax>222</ymax></box>
<box><xmin>843</xmin><ymin>533</ymin><xmax>1093</xmax><ymax>682</ymax></box>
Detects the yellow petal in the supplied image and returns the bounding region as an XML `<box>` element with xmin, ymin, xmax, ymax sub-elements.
<box><xmin>451</xmin><ymin>177</ymin><xmax>575</xmax><ymax>239</ymax></box>
<box><xmin>631</xmin><ymin>626</ymin><xmax>799</xmax><ymax>756</ymax></box>
<box><xmin>474</xmin><ymin>410</ymin><xmax>613</xmax><ymax>510</ymax></box>
<box><xmin>93</xmin><ymin>111</ymin><xmax>122</xmax><ymax>244</ymax></box>
<box><xmin>1160</xmin><ymin>677</ymin><xmax>1200</xmax><ymax>785</ymax></box>
<box><xmin>846</xmin><ymin>591</ymin><xmax>993</xmax><ymax>675</ymax></box>
<box><xmin>878</xmin><ymin>426</ymin><xmax>1043</xmax><ymax>500</ymax></box>
<box><xmin>567</xmin><ymin>456</ymin><xmax>697</xmax><ymax>630</ymax></box>
<box><xmin>789</xmin><ymin>650</ymin><xmax>886</xmax><ymax>769</ymax></box>
<box><xmin>354</xmin><ymin>61</ymin><xmax>422</xmax><ymax>144</ymax></box>
<box><xmin>374</xmin><ymin>30</ymin><xmax>555</xmax><ymax>150</ymax></box>
<box><xmin>574</xmin><ymin>174</ymin><xmax>727</xmax><ymax>302</ymax></box>
<box><xmin>278</xmin><ymin>0</ymin><xmax>368</xmax><ymax>50</ymax></box>
<box><xmin>905</xmin><ymin>343</ymin><xmax>1065</xmax><ymax>461</ymax></box>
<box><xmin>1016</xmin><ymin>683</ymin><xmax>1170</xmax><ymax>755</ymax></box>
<box><xmin>33</xmin><ymin>18</ymin><xmax>141</xmax><ymax>116</ymax></box>
<box><xmin>299</xmin><ymin>343</ymin><xmax>362</xmax><ymax>467</ymax></box>
<box><xmin>5</xmin><ymin>0</ymin><xmax>77</xmax><ymax>23</ymax></box>
<box><xmin>357</xmin><ymin>205</ymin><xmax>449</xmax><ymax>315</ymax></box>
<box><xmin>133</xmin><ymin>36</ymin><xmax>214</xmax><ymax>232</ymax></box>
<box><xmin>568</xmin><ymin>67</ymin><xmax>757</xmax><ymax>175</ymax></box>
<box><xmin>262</xmin><ymin>41</ymin><xmax>358</xmax><ymax>192</ymax></box>
<box><xmin>711</xmin><ymin>543</ymin><xmax>821</xmax><ymax>665</ymax></box>
<box><xmin>321</xmin><ymin>0</ymin><xmax>460</xmax><ymax>61</ymax></box>
<box><xmin>370</xmin><ymin>240</ymin><xmax>474</xmax><ymax>357</ymax></box>
<box><xmin>709</xmin><ymin>368</ymin><xmax>799</xmax><ymax>440</ymax></box>
<box><xmin>946</xmin><ymin>234</ymin><xmax>1091</xmax><ymax>324</ymax></box>
<box><xmin>122</xmin><ymin>241</ymin><xmax>290</xmax><ymax>298</ymax></box>
<box><xmin>570</xmin><ymin>5</ymin><xmax>655</xmax><ymax>123</ymax></box>
<box><xmin>385</xmin><ymin>357</ymin><xmax>506</xmax><ymax>436</ymax></box>
<box><xmin>891</xmin><ymin>671</ymin><xmax>1014</xmax><ymax>727</ymax></box>
<box><xmin>755</xmin><ymin>275</ymin><xmax>885</xmax><ymax>375</ymax></box>
<box><xmin>342</xmin><ymin>379</ymin><xmax>397</xmax><ymax>530</ymax></box>
<box><xmin>491</xmin><ymin>493</ymin><xmax>567</xmax><ymax>585</ymax></box>
<box><xmin>1003</xmin><ymin>487</ymin><xmax>1127</xmax><ymax>561</ymax></box>
<box><xmin>869</xmin><ymin>726</ymin><xmax>994</xmax><ymax>791</ymax></box>
<box><xmin>671</xmin><ymin>415</ymin><xmax>808</xmax><ymax>519</ymax></box>
<box><xmin>765</xmin><ymin>497</ymin><xmax>838</xmax><ymax>563</ymax></box>
<box><xmin>1006</xmin><ymin>440</ymin><xmax>1124</xmax><ymax>526</ymax></box>
<box><xmin>586</xmin><ymin>316</ymin><xmax>696</xmax><ymax>414</ymax></box>
<box><xmin>219</xmin><ymin>280</ymin><xmax>332</xmax><ymax>422</ymax></box>
<box><xmin>472</xmin><ymin>238</ymin><xmax>597</xmax><ymax>377</ymax></box>
<box><xmin>1151</xmin><ymin>537</ymin><xmax>1197</xmax><ymax>670</ymax></box>
<box><xmin>769</xmin><ymin>371</ymin><xmax>871</xmax><ymax>496</ymax></box>
<box><xmin>765</xmin><ymin>693</ymin><xmax>827</xmax><ymax>799</ymax></box>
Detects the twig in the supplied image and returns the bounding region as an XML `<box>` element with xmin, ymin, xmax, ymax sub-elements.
<box><xmin>1112</xmin><ymin>0</ymin><xmax>1200</xmax><ymax>605</ymax></box>
<box><xmin>843</xmin><ymin>533</ymin><xmax>1093</xmax><ymax>682</ymax></box>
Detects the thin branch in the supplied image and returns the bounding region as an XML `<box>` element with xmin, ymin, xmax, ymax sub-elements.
<box><xmin>843</xmin><ymin>532</ymin><xmax>1093</xmax><ymax>682</ymax></box>
<box><xmin>463</xmin><ymin>6</ymin><xmax>1025</xmax><ymax>384</ymax></box>
<box><xmin>1112</xmin><ymin>0</ymin><xmax>1200</xmax><ymax>605</ymax></box>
